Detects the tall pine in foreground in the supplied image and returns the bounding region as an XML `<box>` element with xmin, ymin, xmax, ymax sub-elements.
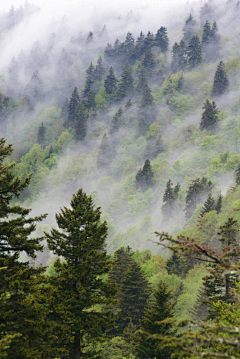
<box><xmin>134</xmin><ymin>281</ymin><xmax>176</xmax><ymax>359</ymax></box>
<box><xmin>45</xmin><ymin>189</ymin><xmax>116</xmax><ymax>359</ymax></box>
<box><xmin>0</xmin><ymin>138</ymin><xmax>48</xmax><ymax>358</ymax></box>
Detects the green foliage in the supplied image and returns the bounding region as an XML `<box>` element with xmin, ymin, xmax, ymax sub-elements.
<box><xmin>135</xmin><ymin>159</ymin><xmax>154</xmax><ymax>191</ymax></box>
<box><xmin>212</xmin><ymin>61</ymin><xmax>229</xmax><ymax>97</ymax></box>
<box><xmin>200</xmin><ymin>99</ymin><xmax>219</xmax><ymax>131</ymax></box>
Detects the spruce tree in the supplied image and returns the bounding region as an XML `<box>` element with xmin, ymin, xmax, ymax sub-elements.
<box><xmin>199</xmin><ymin>193</ymin><xmax>215</xmax><ymax>218</ymax></box>
<box><xmin>185</xmin><ymin>177</ymin><xmax>213</xmax><ymax>219</ymax></box>
<box><xmin>186</xmin><ymin>35</ymin><xmax>202</xmax><ymax>69</ymax></box>
<box><xmin>110</xmin><ymin>107</ymin><xmax>125</xmax><ymax>134</ymax></box>
<box><xmin>142</xmin><ymin>48</ymin><xmax>155</xmax><ymax>73</ymax></box>
<box><xmin>75</xmin><ymin>102</ymin><xmax>88</xmax><ymax>141</ymax></box>
<box><xmin>115</xmin><ymin>61</ymin><xmax>134</xmax><ymax>101</ymax></box>
<box><xmin>183</xmin><ymin>14</ymin><xmax>197</xmax><ymax>43</ymax></box>
<box><xmin>0</xmin><ymin>138</ymin><xmax>48</xmax><ymax>358</ymax></box>
<box><xmin>93</xmin><ymin>56</ymin><xmax>105</xmax><ymax>82</ymax></box>
<box><xmin>124</xmin><ymin>32</ymin><xmax>135</xmax><ymax>62</ymax></box>
<box><xmin>104</xmin><ymin>66</ymin><xmax>118</xmax><ymax>95</ymax></box>
<box><xmin>155</xmin><ymin>26</ymin><xmax>169</xmax><ymax>53</ymax></box>
<box><xmin>162</xmin><ymin>179</ymin><xmax>178</xmax><ymax>221</ymax></box>
<box><xmin>136</xmin><ymin>67</ymin><xmax>147</xmax><ymax>94</ymax></box>
<box><xmin>212</xmin><ymin>61</ymin><xmax>229</xmax><ymax>97</ymax></box>
<box><xmin>67</xmin><ymin>87</ymin><xmax>80</xmax><ymax>128</ymax></box>
<box><xmin>45</xmin><ymin>189</ymin><xmax>116</xmax><ymax>359</ymax></box>
<box><xmin>135</xmin><ymin>31</ymin><xmax>145</xmax><ymax>59</ymax></box>
<box><xmin>37</xmin><ymin>122</ymin><xmax>46</xmax><ymax>149</ymax></box>
<box><xmin>135</xmin><ymin>159</ymin><xmax>154</xmax><ymax>191</ymax></box>
<box><xmin>215</xmin><ymin>193</ymin><xmax>222</xmax><ymax>214</ymax></box>
<box><xmin>134</xmin><ymin>281</ymin><xmax>176</xmax><ymax>359</ymax></box>
<box><xmin>199</xmin><ymin>99</ymin><xmax>219</xmax><ymax>131</ymax></box>
<box><xmin>140</xmin><ymin>80</ymin><xmax>153</xmax><ymax>107</ymax></box>
<box><xmin>166</xmin><ymin>252</ymin><xmax>181</xmax><ymax>276</ymax></box>
<box><xmin>171</xmin><ymin>40</ymin><xmax>187</xmax><ymax>73</ymax></box>
<box><xmin>236</xmin><ymin>163</ymin><xmax>240</xmax><ymax>185</ymax></box>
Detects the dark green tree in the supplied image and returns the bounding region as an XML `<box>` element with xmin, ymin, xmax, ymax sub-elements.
<box><xmin>199</xmin><ymin>99</ymin><xmax>219</xmax><ymax>131</ymax></box>
<box><xmin>215</xmin><ymin>193</ymin><xmax>222</xmax><ymax>214</ymax></box>
<box><xmin>135</xmin><ymin>159</ymin><xmax>154</xmax><ymax>191</ymax></box>
<box><xmin>37</xmin><ymin>122</ymin><xmax>46</xmax><ymax>149</ymax></box>
<box><xmin>236</xmin><ymin>163</ymin><xmax>240</xmax><ymax>185</ymax></box>
<box><xmin>135</xmin><ymin>31</ymin><xmax>145</xmax><ymax>58</ymax></box>
<box><xmin>97</xmin><ymin>134</ymin><xmax>113</xmax><ymax>169</ymax></box>
<box><xmin>171</xmin><ymin>40</ymin><xmax>187</xmax><ymax>73</ymax></box>
<box><xmin>185</xmin><ymin>177</ymin><xmax>213</xmax><ymax>219</ymax></box>
<box><xmin>104</xmin><ymin>66</ymin><xmax>118</xmax><ymax>95</ymax></box>
<box><xmin>134</xmin><ymin>281</ymin><xmax>176</xmax><ymax>359</ymax></box>
<box><xmin>140</xmin><ymin>80</ymin><xmax>153</xmax><ymax>108</ymax></box>
<box><xmin>86</xmin><ymin>31</ymin><xmax>94</xmax><ymax>44</ymax></box>
<box><xmin>143</xmin><ymin>31</ymin><xmax>154</xmax><ymax>51</ymax></box>
<box><xmin>142</xmin><ymin>48</ymin><xmax>155</xmax><ymax>73</ymax></box>
<box><xmin>115</xmin><ymin>61</ymin><xmax>134</xmax><ymax>101</ymax></box>
<box><xmin>166</xmin><ymin>252</ymin><xmax>181</xmax><ymax>276</ymax></box>
<box><xmin>67</xmin><ymin>87</ymin><xmax>80</xmax><ymax>127</ymax></box>
<box><xmin>136</xmin><ymin>67</ymin><xmax>147</xmax><ymax>94</ymax></box>
<box><xmin>110</xmin><ymin>107</ymin><xmax>125</xmax><ymax>134</ymax></box>
<box><xmin>86</xmin><ymin>61</ymin><xmax>95</xmax><ymax>76</ymax></box>
<box><xmin>199</xmin><ymin>193</ymin><xmax>215</xmax><ymax>218</ymax></box>
<box><xmin>155</xmin><ymin>26</ymin><xmax>169</xmax><ymax>53</ymax></box>
<box><xmin>183</xmin><ymin>14</ymin><xmax>197</xmax><ymax>43</ymax></box>
<box><xmin>202</xmin><ymin>21</ymin><xmax>220</xmax><ymax>63</ymax></box>
<box><xmin>212</xmin><ymin>61</ymin><xmax>229</xmax><ymax>97</ymax></box>
<box><xmin>0</xmin><ymin>93</ymin><xmax>9</xmax><ymax>122</ymax></box>
<box><xmin>93</xmin><ymin>56</ymin><xmax>105</xmax><ymax>82</ymax></box>
<box><xmin>186</xmin><ymin>35</ymin><xmax>202</xmax><ymax>69</ymax></box>
<box><xmin>75</xmin><ymin>102</ymin><xmax>88</xmax><ymax>141</ymax></box>
<box><xmin>45</xmin><ymin>188</ymin><xmax>116</xmax><ymax>359</ymax></box>
<box><xmin>162</xmin><ymin>180</ymin><xmax>180</xmax><ymax>221</ymax></box>
<box><xmin>0</xmin><ymin>138</ymin><xmax>48</xmax><ymax>358</ymax></box>
<box><xmin>124</xmin><ymin>32</ymin><xmax>135</xmax><ymax>63</ymax></box>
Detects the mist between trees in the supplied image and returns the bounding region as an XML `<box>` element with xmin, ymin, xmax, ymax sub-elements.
<box><xmin>2</xmin><ymin>0</ymin><xmax>240</xmax><ymax>357</ymax></box>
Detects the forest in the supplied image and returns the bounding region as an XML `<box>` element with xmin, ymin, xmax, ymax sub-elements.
<box><xmin>1</xmin><ymin>0</ymin><xmax>240</xmax><ymax>357</ymax></box>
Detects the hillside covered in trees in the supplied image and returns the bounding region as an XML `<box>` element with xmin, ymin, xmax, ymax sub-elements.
<box><xmin>2</xmin><ymin>0</ymin><xmax>240</xmax><ymax>357</ymax></box>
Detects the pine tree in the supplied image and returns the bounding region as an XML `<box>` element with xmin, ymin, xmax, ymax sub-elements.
<box><xmin>135</xmin><ymin>31</ymin><xmax>145</xmax><ymax>59</ymax></box>
<box><xmin>183</xmin><ymin>14</ymin><xmax>197</xmax><ymax>43</ymax></box>
<box><xmin>0</xmin><ymin>93</ymin><xmax>10</xmax><ymax>122</ymax></box>
<box><xmin>45</xmin><ymin>189</ymin><xmax>116</xmax><ymax>359</ymax></box>
<box><xmin>37</xmin><ymin>122</ymin><xmax>46</xmax><ymax>149</ymax></box>
<box><xmin>104</xmin><ymin>66</ymin><xmax>118</xmax><ymax>95</ymax></box>
<box><xmin>124</xmin><ymin>32</ymin><xmax>135</xmax><ymax>62</ymax></box>
<box><xmin>117</xmin><ymin>261</ymin><xmax>150</xmax><ymax>332</ymax></box>
<box><xmin>236</xmin><ymin>163</ymin><xmax>240</xmax><ymax>185</ymax></box>
<box><xmin>135</xmin><ymin>159</ymin><xmax>154</xmax><ymax>191</ymax></box>
<box><xmin>115</xmin><ymin>61</ymin><xmax>134</xmax><ymax>101</ymax></box>
<box><xmin>143</xmin><ymin>31</ymin><xmax>154</xmax><ymax>51</ymax></box>
<box><xmin>166</xmin><ymin>252</ymin><xmax>181</xmax><ymax>276</ymax></box>
<box><xmin>162</xmin><ymin>179</ymin><xmax>177</xmax><ymax>221</ymax></box>
<box><xmin>136</xmin><ymin>67</ymin><xmax>147</xmax><ymax>94</ymax></box>
<box><xmin>199</xmin><ymin>193</ymin><xmax>215</xmax><ymax>218</ymax></box>
<box><xmin>86</xmin><ymin>31</ymin><xmax>94</xmax><ymax>44</ymax></box>
<box><xmin>97</xmin><ymin>134</ymin><xmax>113</xmax><ymax>169</ymax></box>
<box><xmin>185</xmin><ymin>177</ymin><xmax>213</xmax><ymax>219</ymax></box>
<box><xmin>140</xmin><ymin>80</ymin><xmax>153</xmax><ymax>107</ymax></box>
<box><xmin>61</xmin><ymin>98</ymin><xmax>69</xmax><ymax>123</ymax></box>
<box><xmin>75</xmin><ymin>102</ymin><xmax>88</xmax><ymax>141</ymax></box>
<box><xmin>202</xmin><ymin>20</ymin><xmax>212</xmax><ymax>46</ymax></box>
<box><xmin>155</xmin><ymin>26</ymin><xmax>169</xmax><ymax>53</ymax></box>
<box><xmin>24</xmin><ymin>70</ymin><xmax>43</xmax><ymax>107</ymax></box>
<box><xmin>215</xmin><ymin>193</ymin><xmax>222</xmax><ymax>214</ymax></box>
<box><xmin>93</xmin><ymin>56</ymin><xmax>105</xmax><ymax>82</ymax></box>
<box><xmin>134</xmin><ymin>281</ymin><xmax>176</xmax><ymax>359</ymax></box>
<box><xmin>212</xmin><ymin>61</ymin><xmax>229</xmax><ymax>97</ymax></box>
<box><xmin>186</xmin><ymin>35</ymin><xmax>202</xmax><ymax>69</ymax></box>
<box><xmin>142</xmin><ymin>48</ymin><xmax>155</xmax><ymax>73</ymax></box>
<box><xmin>67</xmin><ymin>87</ymin><xmax>80</xmax><ymax>127</ymax></box>
<box><xmin>0</xmin><ymin>138</ymin><xmax>48</xmax><ymax>358</ymax></box>
<box><xmin>110</xmin><ymin>107</ymin><xmax>125</xmax><ymax>134</ymax></box>
<box><xmin>171</xmin><ymin>40</ymin><xmax>187</xmax><ymax>73</ymax></box>
<box><xmin>199</xmin><ymin>99</ymin><xmax>219</xmax><ymax>131</ymax></box>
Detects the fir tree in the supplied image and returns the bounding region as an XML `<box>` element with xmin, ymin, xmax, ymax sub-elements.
<box><xmin>134</xmin><ymin>281</ymin><xmax>176</xmax><ymax>359</ymax></box>
<box><xmin>45</xmin><ymin>189</ymin><xmax>116</xmax><ymax>359</ymax></box>
<box><xmin>37</xmin><ymin>122</ymin><xmax>46</xmax><ymax>149</ymax></box>
<box><xmin>67</xmin><ymin>87</ymin><xmax>80</xmax><ymax>127</ymax></box>
<box><xmin>24</xmin><ymin>70</ymin><xmax>43</xmax><ymax>107</ymax></box>
<box><xmin>0</xmin><ymin>138</ymin><xmax>48</xmax><ymax>358</ymax></box>
<box><xmin>0</xmin><ymin>93</ymin><xmax>10</xmax><ymax>122</ymax></box>
<box><xmin>124</xmin><ymin>32</ymin><xmax>135</xmax><ymax>62</ymax></box>
<box><xmin>236</xmin><ymin>163</ymin><xmax>240</xmax><ymax>185</ymax></box>
<box><xmin>199</xmin><ymin>193</ymin><xmax>215</xmax><ymax>218</ymax></box>
<box><xmin>199</xmin><ymin>99</ymin><xmax>219</xmax><ymax>131</ymax></box>
<box><xmin>212</xmin><ymin>61</ymin><xmax>229</xmax><ymax>97</ymax></box>
<box><xmin>115</xmin><ymin>61</ymin><xmax>134</xmax><ymax>101</ymax></box>
<box><xmin>86</xmin><ymin>61</ymin><xmax>95</xmax><ymax>76</ymax></box>
<box><xmin>162</xmin><ymin>179</ymin><xmax>178</xmax><ymax>221</ymax></box>
<box><xmin>202</xmin><ymin>21</ymin><xmax>220</xmax><ymax>63</ymax></box>
<box><xmin>136</xmin><ymin>67</ymin><xmax>147</xmax><ymax>94</ymax></box>
<box><xmin>215</xmin><ymin>193</ymin><xmax>222</xmax><ymax>214</ymax></box>
<box><xmin>75</xmin><ymin>102</ymin><xmax>88</xmax><ymax>141</ymax></box>
<box><xmin>97</xmin><ymin>134</ymin><xmax>113</xmax><ymax>169</ymax></box>
<box><xmin>186</xmin><ymin>35</ymin><xmax>202</xmax><ymax>69</ymax></box>
<box><xmin>104</xmin><ymin>66</ymin><xmax>118</xmax><ymax>95</ymax></box>
<box><xmin>135</xmin><ymin>159</ymin><xmax>154</xmax><ymax>190</ymax></box>
<box><xmin>183</xmin><ymin>14</ymin><xmax>197</xmax><ymax>43</ymax></box>
<box><xmin>185</xmin><ymin>177</ymin><xmax>213</xmax><ymax>219</ymax></box>
<box><xmin>61</xmin><ymin>98</ymin><xmax>69</xmax><ymax>123</ymax></box>
<box><xmin>166</xmin><ymin>252</ymin><xmax>181</xmax><ymax>276</ymax></box>
<box><xmin>171</xmin><ymin>40</ymin><xmax>187</xmax><ymax>73</ymax></box>
<box><xmin>135</xmin><ymin>31</ymin><xmax>145</xmax><ymax>58</ymax></box>
<box><xmin>93</xmin><ymin>56</ymin><xmax>105</xmax><ymax>82</ymax></box>
<box><xmin>155</xmin><ymin>26</ymin><xmax>169</xmax><ymax>53</ymax></box>
<box><xmin>142</xmin><ymin>48</ymin><xmax>155</xmax><ymax>73</ymax></box>
<box><xmin>110</xmin><ymin>107</ymin><xmax>125</xmax><ymax>134</ymax></box>
<box><xmin>200</xmin><ymin>2</ymin><xmax>213</xmax><ymax>27</ymax></box>
<box><xmin>143</xmin><ymin>31</ymin><xmax>154</xmax><ymax>51</ymax></box>
<box><xmin>140</xmin><ymin>81</ymin><xmax>153</xmax><ymax>107</ymax></box>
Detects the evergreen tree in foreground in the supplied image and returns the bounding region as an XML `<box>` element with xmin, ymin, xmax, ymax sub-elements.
<box><xmin>186</xmin><ymin>35</ymin><xmax>202</xmax><ymax>69</ymax></box>
<box><xmin>134</xmin><ymin>281</ymin><xmax>176</xmax><ymax>359</ymax></box>
<box><xmin>199</xmin><ymin>99</ymin><xmax>219</xmax><ymax>131</ymax></box>
<box><xmin>155</xmin><ymin>26</ymin><xmax>169</xmax><ymax>53</ymax></box>
<box><xmin>0</xmin><ymin>138</ymin><xmax>48</xmax><ymax>358</ymax></box>
<box><xmin>212</xmin><ymin>61</ymin><xmax>229</xmax><ymax>97</ymax></box>
<box><xmin>45</xmin><ymin>189</ymin><xmax>116</xmax><ymax>359</ymax></box>
<box><xmin>135</xmin><ymin>159</ymin><xmax>154</xmax><ymax>191</ymax></box>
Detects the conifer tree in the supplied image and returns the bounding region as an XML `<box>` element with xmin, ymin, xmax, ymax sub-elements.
<box><xmin>124</xmin><ymin>32</ymin><xmax>135</xmax><ymax>62</ymax></box>
<box><xmin>200</xmin><ymin>2</ymin><xmax>213</xmax><ymax>27</ymax></box>
<box><xmin>136</xmin><ymin>67</ymin><xmax>147</xmax><ymax>94</ymax></box>
<box><xmin>236</xmin><ymin>163</ymin><xmax>240</xmax><ymax>185</ymax></box>
<box><xmin>142</xmin><ymin>48</ymin><xmax>155</xmax><ymax>73</ymax></box>
<box><xmin>212</xmin><ymin>61</ymin><xmax>229</xmax><ymax>97</ymax></box>
<box><xmin>45</xmin><ymin>189</ymin><xmax>116</xmax><ymax>359</ymax></box>
<box><xmin>140</xmin><ymin>80</ymin><xmax>153</xmax><ymax>107</ymax></box>
<box><xmin>135</xmin><ymin>159</ymin><xmax>154</xmax><ymax>190</ymax></box>
<box><xmin>182</xmin><ymin>14</ymin><xmax>197</xmax><ymax>43</ymax></box>
<box><xmin>186</xmin><ymin>35</ymin><xmax>202</xmax><ymax>69</ymax></box>
<box><xmin>134</xmin><ymin>281</ymin><xmax>176</xmax><ymax>359</ymax></box>
<box><xmin>162</xmin><ymin>180</ymin><xmax>180</xmax><ymax>222</ymax></box>
<box><xmin>67</xmin><ymin>86</ymin><xmax>80</xmax><ymax>127</ymax></box>
<box><xmin>199</xmin><ymin>99</ymin><xmax>219</xmax><ymax>131</ymax></box>
<box><xmin>202</xmin><ymin>20</ymin><xmax>212</xmax><ymax>46</ymax></box>
<box><xmin>185</xmin><ymin>177</ymin><xmax>213</xmax><ymax>219</ymax></box>
<box><xmin>93</xmin><ymin>56</ymin><xmax>105</xmax><ymax>81</ymax></box>
<box><xmin>166</xmin><ymin>252</ymin><xmax>181</xmax><ymax>276</ymax></box>
<box><xmin>199</xmin><ymin>193</ymin><xmax>215</xmax><ymax>218</ymax></box>
<box><xmin>97</xmin><ymin>134</ymin><xmax>113</xmax><ymax>169</ymax></box>
<box><xmin>135</xmin><ymin>31</ymin><xmax>145</xmax><ymax>58</ymax></box>
<box><xmin>0</xmin><ymin>93</ymin><xmax>9</xmax><ymax>122</ymax></box>
<box><xmin>143</xmin><ymin>31</ymin><xmax>154</xmax><ymax>51</ymax></box>
<box><xmin>37</xmin><ymin>122</ymin><xmax>46</xmax><ymax>149</ymax></box>
<box><xmin>61</xmin><ymin>98</ymin><xmax>69</xmax><ymax>123</ymax></box>
<box><xmin>171</xmin><ymin>40</ymin><xmax>187</xmax><ymax>73</ymax></box>
<box><xmin>155</xmin><ymin>26</ymin><xmax>169</xmax><ymax>53</ymax></box>
<box><xmin>115</xmin><ymin>61</ymin><xmax>134</xmax><ymax>101</ymax></box>
<box><xmin>75</xmin><ymin>102</ymin><xmax>88</xmax><ymax>141</ymax></box>
<box><xmin>110</xmin><ymin>107</ymin><xmax>125</xmax><ymax>134</ymax></box>
<box><xmin>104</xmin><ymin>66</ymin><xmax>118</xmax><ymax>95</ymax></box>
<box><xmin>215</xmin><ymin>193</ymin><xmax>222</xmax><ymax>214</ymax></box>
<box><xmin>0</xmin><ymin>138</ymin><xmax>48</xmax><ymax>358</ymax></box>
